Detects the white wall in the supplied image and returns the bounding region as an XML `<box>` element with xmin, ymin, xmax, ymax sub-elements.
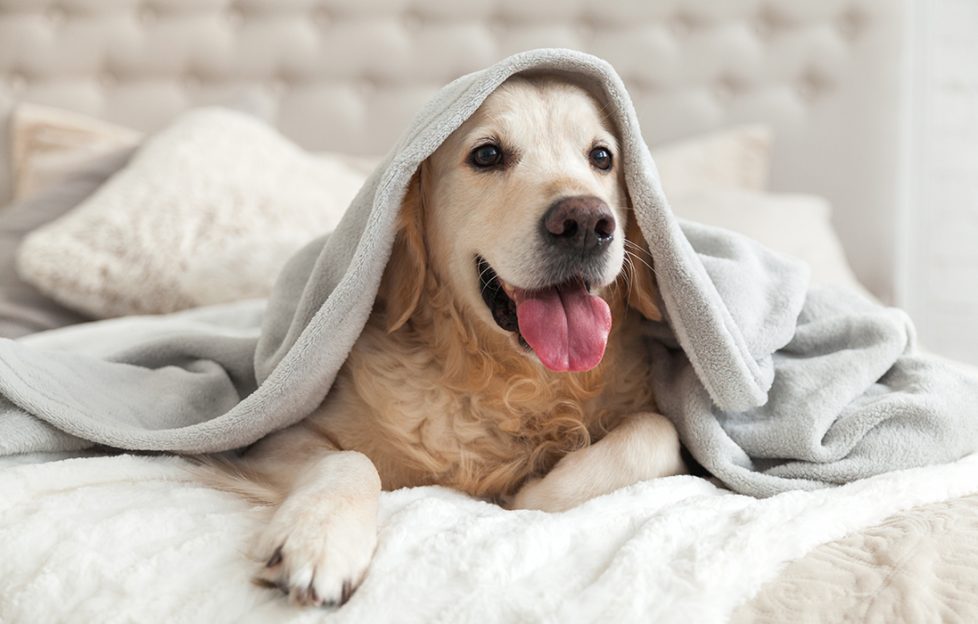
<box><xmin>903</xmin><ymin>0</ymin><xmax>978</xmax><ymax>365</ymax></box>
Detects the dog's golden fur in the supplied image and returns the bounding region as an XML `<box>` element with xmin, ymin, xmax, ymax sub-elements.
<box><xmin>312</xmin><ymin>177</ymin><xmax>660</xmax><ymax>500</ymax></box>
<box><xmin>199</xmin><ymin>76</ymin><xmax>685</xmax><ymax>607</ymax></box>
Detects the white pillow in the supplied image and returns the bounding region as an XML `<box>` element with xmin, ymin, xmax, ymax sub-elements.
<box><xmin>653</xmin><ymin>125</ymin><xmax>771</xmax><ymax>195</ymax></box>
<box><xmin>18</xmin><ymin>109</ymin><xmax>368</xmax><ymax>317</ymax></box>
<box><xmin>669</xmin><ymin>189</ymin><xmax>872</xmax><ymax>297</ymax></box>
<box><xmin>12</xmin><ymin>103</ymin><xmax>773</xmax><ymax>318</ymax></box>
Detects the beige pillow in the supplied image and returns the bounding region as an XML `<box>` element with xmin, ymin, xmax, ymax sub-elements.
<box><xmin>10</xmin><ymin>104</ymin><xmax>141</xmax><ymax>201</ymax></box>
<box><xmin>654</xmin><ymin>125</ymin><xmax>771</xmax><ymax>195</ymax></box>
<box><xmin>670</xmin><ymin>189</ymin><xmax>871</xmax><ymax>297</ymax></box>
<box><xmin>12</xmin><ymin>104</ymin><xmax>773</xmax><ymax>318</ymax></box>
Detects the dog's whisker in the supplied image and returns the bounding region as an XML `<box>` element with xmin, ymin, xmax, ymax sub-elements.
<box><xmin>621</xmin><ymin>254</ymin><xmax>638</xmax><ymax>300</ymax></box>
<box><xmin>624</xmin><ymin>247</ymin><xmax>657</xmax><ymax>276</ymax></box>
<box><xmin>477</xmin><ymin>267</ymin><xmax>494</xmax><ymax>286</ymax></box>
<box><xmin>623</xmin><ymin>239</ymin><xmax>651</xmax><ymax>256</ymax></box>
<box><xmin>477</xmin><ymin>263</ymin><xmax>499</xmax><ymax>298</ymax></box>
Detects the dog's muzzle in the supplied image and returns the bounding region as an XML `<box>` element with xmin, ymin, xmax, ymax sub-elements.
<box><xmin>540</xmin><ymin>196</ymin><xmax>615</xmax><ymax>255</ymax></box>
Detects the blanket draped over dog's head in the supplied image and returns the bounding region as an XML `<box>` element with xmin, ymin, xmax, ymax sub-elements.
<box><xmin>2</xmin><ymin>49</ymin><xmax>977</xmax><ymax>497</ymax></box>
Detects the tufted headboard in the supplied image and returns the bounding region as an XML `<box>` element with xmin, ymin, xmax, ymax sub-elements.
<box><xmin>0</xmin><ymin>0</ymin><xmax>908</xmax><ymax>302</ymax></box>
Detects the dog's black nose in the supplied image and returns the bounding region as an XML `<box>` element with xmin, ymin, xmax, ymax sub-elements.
<box><xmin>541</xmin><ymin>196</ymin><xmax>616</xmax><ymax>253</ymax></box>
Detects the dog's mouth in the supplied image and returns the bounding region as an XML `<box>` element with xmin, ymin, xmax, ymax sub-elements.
<box><xmin>477</xmin><ymin>256</ymin><xmax>612</xmax><ymax>373</ymax></box>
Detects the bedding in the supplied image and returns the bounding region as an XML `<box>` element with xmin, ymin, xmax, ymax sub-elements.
<box><xmin>2</xmin><ymin>450</ymin><xmax>978</xmax><ymax>623</ymax></box>
<box><xmin>733</xmin><ymin>492</ymin><xmax>978</xmax><ymax>623</ymax></box>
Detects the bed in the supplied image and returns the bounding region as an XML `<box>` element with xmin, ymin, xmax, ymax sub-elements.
<box><xmin>3</xmin><ymin>1</ymin><xmax>978</xmax><ymax>622</ymax></box>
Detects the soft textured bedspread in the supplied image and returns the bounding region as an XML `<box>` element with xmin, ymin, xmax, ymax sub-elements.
<box><xmin>3</xmin><ymin>452</ymin><xmax>978</xmax><ymax>623</ymax></box>
<box><xmin>734</xmin><ymin>492</ymin><xmax>978</xmax><ymax>623</ymax></box>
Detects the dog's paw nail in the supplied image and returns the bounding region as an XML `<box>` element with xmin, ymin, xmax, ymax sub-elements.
<box><xmin>251</xmin><ymin>576</ymin><xmax>279</xmax><ymax>589</ymax></box>
<box><xmin>266</xmin><ymin>545</ymin><xmax>283</xmax><ymax>568</ymax></box>
<box><xmin>309</xmin><ymin>587</ymin><xmax>321</xmax><ymax>606</ymax></box>
<box><xmin>256</xmin><ymin>496</ymin><xmax>376</xmax><ymax>608</ymax></box>
<box><xmin>340</xmin><ymin>579</ymin><xmax>354</xmax><ymax>605</ymax></box>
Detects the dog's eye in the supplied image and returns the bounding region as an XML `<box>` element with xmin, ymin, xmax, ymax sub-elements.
<box><xmin>589</xmin><ymin>147</ymin><xmax>613</xmax><ymax>171</ymax></box>
<box><xmin>470</xmin><ymin>144</ymin><xmax>504</xmax><ymax>168</ymax></box>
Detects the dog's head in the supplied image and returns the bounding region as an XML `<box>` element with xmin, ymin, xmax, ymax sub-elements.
<box><xmin>383</xmin><ymin>75</ymin><xmax>661</xmax><ymax>372</ymax></box>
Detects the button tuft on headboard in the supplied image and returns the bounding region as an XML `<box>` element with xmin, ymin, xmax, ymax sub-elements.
<box><xmin>184</xmin><ymin>72</ymin><xmax>202</xmax><ymax>90</ymax></box>
<box><xmin>138</xmin><ymin>5</ymin><xmax>158</xmax><ymax>25</ymax></box>
<box><xmin>8</xmin><ymin>72</ymin><xmax>28</xmax><ymax>93</ymax></box>
<box><xmin>669</xmin><ymin>13</ymin><xmax>694</xmax><ymax>37</ymax></box>
<box><xmin>402</xmin><ymin>11</ymin><xmax>423</xmax><ymax>32</ymax></box>
<box><xmin>752</xmin><ymin>14</ymin><xmax>773</xmax><ymax>40</ymax></box>
<box><xmin>797</xmin><ymin>68</ymin><xmax>832</xmax><ymax>102</ymax></box>
<box><xmin>226</xmin><ymin>6</ymin><xmax>245</xmax><ymax>28</ymax></box>
<box><xmin>490</xmin><ymin>13</ymin><xmax>510</xmax><ymax>36</ymax></box>
<box><xmin>837</xmin><ymin>8</ymin><xmax>866</xmax><ymax>40</ymax></box>
<box><xmin>359</xmin><ymin>77</ymin><xmax>377</xmax><ymax>97</ymax></box>
<box><xmin>269</xmin><ymin>78</ymin><xmax>287</xmax><ymax>97</ymax></box>
<box><xmin>755</xmin><ymin>4</ymin><xmax>787</xmax><ymax>34</ymax></box>
<box><xmin>312</xmin><ymin>6</ymin><xmax>331</xmax><ymax>28</ymax></box>
<box><xmin>713</xmin><ymin>77</ymin><xmax>737</xmax><ymax>102</ymax></box>
<box><xmin>46</xmin><ymin>5</ymin><xmax>67</xmax><ymax>27</ymax></box>
<box><xmin>99</xmin><ymin>71</ymin><xmax>117</xmax><ymax>89</ymax></box>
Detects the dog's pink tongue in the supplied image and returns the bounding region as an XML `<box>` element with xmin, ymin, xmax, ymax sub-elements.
<box><xmin>513</xmin><ymin>282</ymin><xmax>612</xmax><ymax>372</ymax></box>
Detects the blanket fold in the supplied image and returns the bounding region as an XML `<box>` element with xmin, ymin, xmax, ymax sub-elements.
<box><xmin>1</xmin><ymin>48</ymin><xmax>976</xmax><ymax>496</ymax></box>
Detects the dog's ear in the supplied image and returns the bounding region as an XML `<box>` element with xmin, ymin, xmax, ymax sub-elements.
<box><xmin>382</xmin><ymin>169</ymin><xmax>427</xmax><ymax>332</ymax></box>
<box><xmin>623</xmin><ymin>212</ymin><xmax>663</xmax><ymax>322</ymax></box>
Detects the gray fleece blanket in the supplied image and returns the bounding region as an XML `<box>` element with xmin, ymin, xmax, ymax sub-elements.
<box><xmin>2</xmin><ymin>49</ymin><xmax>977</xmax><ymax>497</ymax></box>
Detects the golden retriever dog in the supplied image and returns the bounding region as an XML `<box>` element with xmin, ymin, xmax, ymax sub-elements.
<box><xmin>206</xmin><ymin>75</ymin><xmax>687</xmax><ymax>607</ymax></box>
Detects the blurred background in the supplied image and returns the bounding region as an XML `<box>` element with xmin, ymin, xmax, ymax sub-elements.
<box><xmin>0</xmin><ymin>0</ymin><xmax>976</xmax><ymax>364</ymax></box>
<box><xmin>905</xmin><ymin>0</ymin><xmax>978</xmax><ymax>364</ymax></box>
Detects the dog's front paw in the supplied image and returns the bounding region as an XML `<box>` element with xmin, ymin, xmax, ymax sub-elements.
<box><xmin>510</xmin><ymin>412</ymin><xmax>687</xmax><ymax>513</ymax></box>
<box><xmin>255</xmin><ymin>495</ymin><xmax>378</xmax><ymax>607</ymax></box>
<box><xmin>509</xmin><ymin>474</ymin><xmax>576</xmax><ymax>513</ymax></box>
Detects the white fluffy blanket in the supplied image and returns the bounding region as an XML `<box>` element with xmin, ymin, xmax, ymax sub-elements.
<box><xmin>3</xmin><ymin>452</ymin><xmax>978</xmax><ymax>623</ymax></box>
